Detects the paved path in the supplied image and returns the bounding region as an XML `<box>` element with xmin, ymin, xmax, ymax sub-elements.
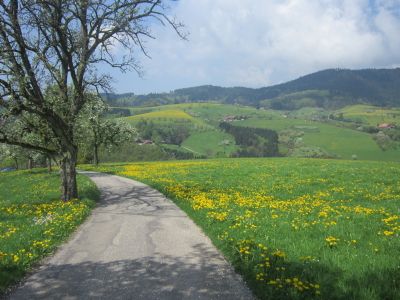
<box><xmin>10</xmin><ymin>172</ymin><xmax>254</xmax><ymax>300</ymax></box>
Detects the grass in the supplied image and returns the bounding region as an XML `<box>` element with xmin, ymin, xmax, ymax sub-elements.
<box><xmin>0</xmin><ymin>169</ymin><xmax>99</xmax><ymax>294</ymax></box>
<box><xmin>119</xmin><ymin>103</ymin><xmax>283</xmax><ymax>157</ymax></box>
<box><xmin>338</xmin><ymin>105</ymin><xmax>400</xmax><ymax>125</ymax></box>
<box><xmin>238</xmin><ymin>118</ymin><xmax>400</xmax><ymax>161</ymax></box>
<box><xmin>124</xmin><ymin>109</ymin><xmax>194</xmax><ymax>120</ymax></box>
<box><xmin>114</xmin><ymin>102</ymin><xmax>220</xmax><ymax>115</ymax></box>
<box><xmin>120</xmin><ymin>108</ymin><xmax>211</xmax><ymax>129</ymax></box>
<box><xmin>160</xmin><ymin>143</ymin><xmax>206</xmax><ymax>158</ymax></box>
<box><xmin>185</xmin><ymin>103</ymin><xmax>281</xmax><ymax>126</ymax></box>
<box><xmin>83</xmin><ymin>158</ymin><xmax>400</xmax><ymax>300</ymax></box>
<box><xmin>288</xmin><ymin>107</ymin><xmax>329</xmax><ymax>119</ymax></box>
<box><xmin>181</xmin><ymin>130</ymin><xmax>238</xmax><ymax>157</ymax></box>
<box><xmin>121</xmin><ymin>103</ymin><xmax>282</xmax><ymax>125</ymax></box>
<box><xmin>112</xmin><ymin>102</ymin><xmax>400</xmax><ymax>161</ymax></box>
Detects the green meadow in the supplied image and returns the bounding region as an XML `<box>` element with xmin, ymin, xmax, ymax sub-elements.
<box><xmin>181</xmin><ymin>130</ymin><xmax>238</xmax><ymax>156</ymax></box>
<box><xmin>338</xmin><ymin>105</ymin><xmax>400</xmax><ymax>125</ymax></box>
<box><xmin>116</xmin><ymin>103</ymin><xmax>400</xmax><ymax>162</ymax></box>
<box><xmin>83</xmin><ymin>158</ymin><xmax>400</xmax><ymax>300</ymax></box>
<box><xmin>237</xmin><ymin>118</ymin><xmax>400</xmax><ymax>161</ymax></box>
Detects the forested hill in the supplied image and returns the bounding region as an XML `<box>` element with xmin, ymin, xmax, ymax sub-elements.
<box><xmin>104</xmin><ymin>68</ymin><xmax>400</xmax><ymax>110</ymax></box>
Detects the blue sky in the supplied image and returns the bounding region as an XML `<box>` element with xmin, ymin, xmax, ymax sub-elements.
<box><xmin>102</xmin><ymin>0</ymin><xmax>400</xmax><ymax>95</ymax></box>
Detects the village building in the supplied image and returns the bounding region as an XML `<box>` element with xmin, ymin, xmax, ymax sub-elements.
<box><xmin>377</xmin><ymin>123</ymin><xmax>396</xmax><ymax>129</ymax></box>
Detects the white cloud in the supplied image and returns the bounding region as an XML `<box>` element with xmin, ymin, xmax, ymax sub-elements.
<box><xmin>111</xmin><ymin>0</ymin><xmax>400</xmax><ymax>93</ymax></box>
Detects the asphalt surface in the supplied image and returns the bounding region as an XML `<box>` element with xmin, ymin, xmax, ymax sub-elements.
<box><xmin>9</xmin><ymin>171</ymin><xmax>254</xmax><ymax>300</ymax></box>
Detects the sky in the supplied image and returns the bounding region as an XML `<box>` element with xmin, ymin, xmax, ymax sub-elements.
<box><xmin>103</xmin><ymin>0</ymin><xmax>400</xmax><ymax>95</ymax></box>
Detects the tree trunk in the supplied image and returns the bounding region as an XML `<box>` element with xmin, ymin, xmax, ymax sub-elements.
<box><xmin>60</xmin><ymin>149</ymin><xmax>78</xmax><ymax>201</ymax></box>
<box><xmin>47</xmin><ymin>156</ymin><xmax>52</xmax><ymax>172</ymax></box>
<box><xmin>28</xmin><ymin>157</ymin><xmax>33</xmax><ymax>169</ymax></box>
<box><xmin>14</xmin><ymin>158</ymin><xmax>19</xmax><ymax>170</ymax></box>
<box><xmin>93</xmin><ymin>143</ymin><xmax>99</xmax><ymax>165</ymax></box>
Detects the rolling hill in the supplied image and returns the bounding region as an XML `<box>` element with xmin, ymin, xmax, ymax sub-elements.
<box><xmin>337</xmin><ymin>105</ymin><xmax>400</xmax><ymax>125</ymax></box>
<box><xmin>111</xmin><ymin>102</ymin><xmax>400</xmax><ymax>163</ymax></box>
<box><xmin>104</xmin><ymin>68</ymin><xmax>400</xmax><ymax>109</ymax></box>
<box><xmin>100</xmin><ymin>68</ymin><xmax>400</xmax><ymax>163</ymax></box>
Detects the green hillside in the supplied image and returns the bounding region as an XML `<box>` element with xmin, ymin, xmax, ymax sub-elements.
<box><xmin>116</xmin><ymin>102</ymin><xmax>282</xmax><ymax>122</ymax></box>
<box><xmin>338</xmin><ymin>105</ymin><xmax>400</xmax><ymax>125</ymax></box>
<box><xmin>184</xmin><ymin>103</ymin><xmax>281</xmax><ymax>125</ymax></box>
<box><xmin>181</xmin><ymin>130</ymin><xmax>238</xmax><ymax>157</ymax></box>
<box><xmin>117</xmin><ymin>103</ymin><xmax>283</xmax><ymax>158</ymax></box>
<box><xmin>238</xmin><ymin>117</ymin><xmax>400</xmax><ymax>161</ymax></box>
<box><xmin>122</xmin><ymin>109</ymin><xmax>205</xmax><ymax>126</ymax></box>
<box><xmin>121</xmin><ymin>103</ymin><xmax>219</xmax><ymax>116</ymax></box>
<box><xmin>106</xmin><ymin>102</ymin><xmax>400</xmax><ymax>163</ymax></box>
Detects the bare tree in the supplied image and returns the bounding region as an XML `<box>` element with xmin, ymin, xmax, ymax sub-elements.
<box><xmin>0</xmin><ymin>0</ymin><xmax>185</xmax><ymax>200</ymax></box>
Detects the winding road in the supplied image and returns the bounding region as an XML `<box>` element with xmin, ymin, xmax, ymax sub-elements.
<box><xmin>9</xmin><ymin>171</ymin><xmax>253</xmax><ymax>299</ymax></box>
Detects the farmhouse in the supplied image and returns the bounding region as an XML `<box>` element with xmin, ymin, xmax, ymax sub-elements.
<box><xmin>377</xmin><ymin>123</ymin><xmax>396</xmax><ymax>129</ymax></box>
<box><xmin>223</xmin><ymin>115</ymin><xmax>236</xmax><ymax>122</ymax></box>
<box><xmin>222</xmin><ymin>115</ymin><xmax>249</xmax><ymax>122</ymax></box>
<box><xmin>141</xmin><ymin>140</ymin><xmax>153</xmax><ymax>145</ymax></box>
<box><xmin>136</xmin><ymin>139</ymin><xmax>154</xmax><ymax>145</ymax></box>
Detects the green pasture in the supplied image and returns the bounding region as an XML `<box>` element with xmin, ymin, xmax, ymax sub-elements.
<box><xmin>114</xmin><ymin>102</ymin><xmax>220</xmax><ymax>115</ymax></box>
<box><xmin>112</xmin><ymin>102</ymin><xmax>400</xmax><ymax>162</ymax></box>
<box><xmin>120</xmin><ymin>103</ymin><xmax>282</xmax><ymax>125</ymax></box>
<box><xmin>120</xmin><ymin>108</ymin><xmax>210</xmax><ymax>129</ymax></box>
<box><xmin>181</xmin><ymin>130</ymin><xmax>238</xmax><ymax>157</ymax></box>
<box><xmin>288</xmin><ymin>107</ymin><xmax>330</xmax><ymax>119</ymax></box>
<box><xmin>185</xmin><ymin>103</ymin><xmax>281</xmax><ymax>125</ymax></box>
<box><xmin>338</xmin><ymin>105</ymin><xmax>400</xmax><ymax>125</ymax></box>
<box><xmin>238</xmin><ymin>118</ymin><xmax>400</xmax><ymax>161</ymax></box>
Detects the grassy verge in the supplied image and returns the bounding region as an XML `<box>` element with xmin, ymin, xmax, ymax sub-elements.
<box><xmin>0</xmin><ymin>169</ymin><xmax>99</xmax><ymax>294</ymax></box>
<box><xmin>83</xmin><ymin>158</ymin><xmax>400</xmax><ymax>300</ymax></box>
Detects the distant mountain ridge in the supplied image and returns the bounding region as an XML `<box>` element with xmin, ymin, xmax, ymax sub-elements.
<box><xmin>104</xmin><ymin>68</ymin><xmax>400</xmax><ymax>109</ymax></box>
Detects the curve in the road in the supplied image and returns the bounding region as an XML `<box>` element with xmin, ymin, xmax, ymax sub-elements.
<box><xmin>10</xmin><ymin>171</ymin><xmax>254</xmax><ymax>300</ymax></box>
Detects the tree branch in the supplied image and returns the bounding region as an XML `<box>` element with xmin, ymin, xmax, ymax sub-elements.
<box><xmin>0</xmin><ymin>135</ymin><xmax>57</xmax><ymax>155</ymax></box>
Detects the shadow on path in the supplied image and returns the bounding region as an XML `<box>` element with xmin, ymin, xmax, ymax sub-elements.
<box><xmin>10</xmin><ymin>244</ymin><xmax>250</xmax><ymax>300</ymax></box>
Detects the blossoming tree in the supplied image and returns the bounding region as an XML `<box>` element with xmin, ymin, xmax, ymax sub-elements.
<box><xmin>0</xmin><ymin>0</ymin><xmax>184</xmax><ymax>200</ymax></box>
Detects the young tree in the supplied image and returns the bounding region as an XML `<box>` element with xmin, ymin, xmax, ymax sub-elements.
<box><xmin>0</xmin><ymin>0</ymin><xmax>184</xmax><ymax>200</ymax></box>
<box><xmin>0</xmin><ymin>143</ymin><xmax>48</xmax><ymax>170</ymax></box>
<box><xmin>76</xmin><ymin>95</ymin><xmax>136</xmax><ymax>165</ymax></box>
<box><xmin>0</xmin><ymin>144</ymin><xmax>26</xmax><ymax>169</ymax></box>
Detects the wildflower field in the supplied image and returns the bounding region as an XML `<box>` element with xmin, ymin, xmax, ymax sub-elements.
<box><xmin>0</xmin><ymin>170</ymin><xmax>99</xmax><ymax>294</ymax></box>
<box><xmin>86</xmin><ymin>158</ymin><xmax>400</xmax><ymax>300</ymax></box>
